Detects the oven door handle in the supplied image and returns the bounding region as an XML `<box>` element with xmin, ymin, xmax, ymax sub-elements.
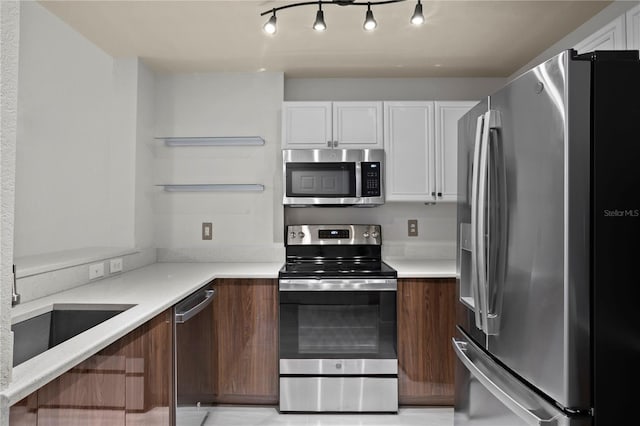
<box><xmin>279</xmin><ymin>279</ymin><xmax>397</xmax><ymax>291</ymax></box>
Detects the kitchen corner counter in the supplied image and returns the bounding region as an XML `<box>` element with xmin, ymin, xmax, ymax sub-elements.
<box><xmin>384</xmin><ymin>259</ymin><xmax>456</xmax><ymax>278</ymax></box>
<box><xmin>2</xmin><ymin>262</ymin><xmax>282</xmax><ymax>408</ymax></box>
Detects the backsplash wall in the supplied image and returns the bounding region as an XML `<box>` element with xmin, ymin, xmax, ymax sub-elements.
<box><xmin>285</xmin><ymin>203</ymin><xmax>457</xmax><ymax>260</ymax></box>
<box><xmin>154</xmin><ymin>72</ymin><xmax>285</xmax><ymax>262</ymax></box>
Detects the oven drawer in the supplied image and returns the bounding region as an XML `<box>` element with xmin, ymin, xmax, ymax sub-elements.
<box><xmin>279</xmin><ymin>377</ymin><xmax>398</xmax><ymax>412</ymax></box>
<box><xmin>280</xmin><ymin>358</ymin><xmax>397</xmax><ymax>375</ymax></box>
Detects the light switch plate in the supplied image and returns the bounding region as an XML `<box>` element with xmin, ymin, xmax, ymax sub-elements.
<box><xmin>89</xmin><ymin>262</ymin><xmax>105</xmax><ymax>280</ymax></box>
<box><xmin>408</xmin><ymin>219</ymin><xmax>418</xmax><ymax>237</ymax></box>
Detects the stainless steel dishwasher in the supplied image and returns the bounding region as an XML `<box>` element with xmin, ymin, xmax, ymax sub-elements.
<box><xmin>174</xmin><ymin>282</ymin><xmax>216</xmax><ymax>426</ymax></box>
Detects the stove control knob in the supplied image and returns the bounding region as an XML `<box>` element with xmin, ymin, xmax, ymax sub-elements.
<box><xmin>363</xmin><ymin>232</ymin><xmax>370</xmax><ymax>238</ymax></box>
<box><xmin>371</xmin><ymin>231</ymin><xmax>379</xmax><ymax>238</ymax></box>
<box><xmin>289</xmin><ymin>232</ymin><xmax>297</xmax><ymax>239</ymax></box>
<box><xmin>298</xmin><ymin>231</ymin><xmax>305</xmax><ymax>239</ymax></box>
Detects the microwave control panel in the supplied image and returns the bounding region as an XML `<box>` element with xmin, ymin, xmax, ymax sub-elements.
<box><xmin>361</xmin><ymin>162</ymin><xmax>381</xmax><ymax>197</ymax></box>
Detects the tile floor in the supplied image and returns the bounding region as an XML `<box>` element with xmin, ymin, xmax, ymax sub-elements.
<box><xmin>178</xmin><ymin>406</ymin><xmax>454</xmax><ymax>426</ymax></box>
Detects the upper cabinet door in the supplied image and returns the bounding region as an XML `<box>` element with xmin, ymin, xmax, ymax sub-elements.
<box><xmin>435</xmin><ymin>101</ymin><xmax>477</xmax><ymax>202</ymax></box>
<box><xmin>574</xmin><ymin>14</ymin><xmax>627</xmax><ymax>53</ymax></box>
<box><xmin>332</xmin><ymin>102</ymin><xmax>383</xmax><ymax>149</ymax></box>
<box><xmin>384</xmin><ymin>102</ymin><xmax>434</xmax><ymax>201</ymax></box>
<box><xmin>626</xmin><ymin>3</ymin><xmax>640</xmax><ymax>51</ymax></box>
<box><xmin>282</xmin><ymin>102</ymin><xmax>333</xmax><ymax>148</ymax></box>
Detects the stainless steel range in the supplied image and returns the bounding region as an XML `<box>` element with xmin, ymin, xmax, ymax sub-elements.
<box><xmin>278</xmin><ymin>224</ymin><xmax>398</xmax><ymax>413</ymax></box>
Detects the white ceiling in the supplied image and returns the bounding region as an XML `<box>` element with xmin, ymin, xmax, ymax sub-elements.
<box><xmin>40</xmin><ymin>0</ymin><xmax>612</xmax><ymax>78</ymax></box>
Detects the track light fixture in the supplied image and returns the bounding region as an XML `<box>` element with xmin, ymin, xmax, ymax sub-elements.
<box><xmin>410</xmin><ymin>0</ymin><xmax>424</xmax><ymax>25</ymax></box>
<box><xmin>263</xmin><ymin>9</ymin><xmax>277</xmax><ymax>35</ymax></box>
<box><xmin>261</xmin><ymin>0</ymin><xmax>425</xmax><ymax>35</ymax></box>
<box><xmin>313</xmin><ymin>2</ymin><xmax>327</xmax><ymax>31</ymax></box>
<box><xmin>363</xmin><ymin>3</ymin><xmax>377</xmax><ymax>31</ymax></box>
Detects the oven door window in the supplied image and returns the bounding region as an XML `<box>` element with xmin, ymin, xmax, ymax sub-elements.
<box><xmin>280</xmin><ymin>291</ymin><xmax>396</xmax><ymax>359</ymax></box>
<box><xmin>285</xmin><ymin>163</ymin><xmax>356</xmax><ymax>198</ymax></box>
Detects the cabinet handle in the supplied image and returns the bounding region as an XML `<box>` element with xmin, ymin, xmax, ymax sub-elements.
<box><xmin>431</xmin><ymin>191</ymin><xmax>436</xmax><ymax>197</ymax></box>
<box><xmin>437</xmin><ymin>192</ymin><xmax>442</xmax><ymax>197</ymax></box>
<box><xmin>327</xmin><ymin>141</ymin><xmax>332</xmax><ymax>147</ymax></box>
<box><xmin>333</xmin><ymin>141</ymin><xmax>339</xmax><ymax>148</ymax></box>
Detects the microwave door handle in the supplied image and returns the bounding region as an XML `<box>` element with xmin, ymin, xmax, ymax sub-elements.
<box><xmin>470</xmin><ymin>114</ymin><xmax>485</xmax><ymax>332</ymax></box>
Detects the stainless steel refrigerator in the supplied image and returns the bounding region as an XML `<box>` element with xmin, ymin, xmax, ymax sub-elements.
<box><xmin>454</xmin><ymin>49</ymin><xmax>640</xmax><ymax>426</ymax></box>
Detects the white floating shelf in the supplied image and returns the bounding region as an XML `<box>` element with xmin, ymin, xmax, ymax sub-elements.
<box><xmin>158</xmin><ymin>184</ymin><xmax>265</xmax><ymax>192</ymax></box>
<box><xmin>157</xmin><ymin>136</ymin><xmax>265</xmax><ymax>147</ymax></box>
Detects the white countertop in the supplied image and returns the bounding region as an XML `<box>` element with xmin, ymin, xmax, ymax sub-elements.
<box><xmin>384</xmin><ymin>259</ymin><xmax>456</xmax><ymax>278</ymax></box>
<box><xmin>2</xmin><ymin>259</ymin><xmax>454</xmax><ymax>408</ymax></box>
<box><xmin>2</xmin><ymin>262</ymin><xmax>281</xmax><ymax>407</ymax></box>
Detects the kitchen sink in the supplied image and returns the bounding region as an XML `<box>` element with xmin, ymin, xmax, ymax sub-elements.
<box><xmin>12</xmin><ymin>304</ymin><xmax>134</xmax><ymax>367</ymax></box>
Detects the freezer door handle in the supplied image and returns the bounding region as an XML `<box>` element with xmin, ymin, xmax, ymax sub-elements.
<box><xmin>453</xmin><ymin>338</ymin><xmax>563</xmax><ymax>426</ymax></box>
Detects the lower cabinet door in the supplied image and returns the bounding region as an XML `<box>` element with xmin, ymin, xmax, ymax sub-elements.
<box><xmin>212</xmin><ymin>279</ymin><xmax>278</xmax><ymax>405</ymax></box>
<box><xmin>8</xmin><ymin>309</ymin><xmax>173</xmax><ymax>426</ymax></box>
<box><xmin>397</xmin><ymin>278</ymin><xmax>456</xmax><ymax>405</ymax></box>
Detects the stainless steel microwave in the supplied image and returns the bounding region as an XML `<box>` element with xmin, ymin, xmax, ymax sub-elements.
<box><xmin>282</xmin><ymin>149</ymin><xmax>384</xmax><ymax>206</ymax></box>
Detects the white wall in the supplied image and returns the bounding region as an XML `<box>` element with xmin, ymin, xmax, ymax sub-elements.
<box><xmin>0</xmin><ymin>0</ymin><xmax>19</xmax><ymax>406</ymax></box>
<box><xmin>12</xmin><ymin>3</ymin><xmax>156</xmax><ymax>303</ymax></box>
<box><xmin>14</xmin><ymin>2</ymin><xmax>134</xmax><ymax>257</ymax></box>
<box><xmin>154</xmin><ymin>72</ymin><xmax>285</xmax><ymax>262</ymax></box>
<box><xmin>285</xmin><ymin>203</ymin><xmax>456</xmax><ymax>259</ymax></box>
<box><xmin>285</xmin><ymin>77</ymin><xmax>506</xmax><ymax>102</ymax></box>
<box><xmin>135</xmin><ymin>61</ymin><xmax>156</xmax><ymax>250</ymax></box>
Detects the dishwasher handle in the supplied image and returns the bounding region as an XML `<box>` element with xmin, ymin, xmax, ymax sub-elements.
<box><xmin>175</xmin><ymin>288</ymin><xmax>216</xmax><ymax>324</ymax></box>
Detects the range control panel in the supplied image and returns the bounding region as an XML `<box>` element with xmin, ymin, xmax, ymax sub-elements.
<box><xmin>286</xmin><ymin>225</ymin><xmax>381</xmax><ymax>246</ymax></box>
<box><xmin>361</xmin><ymin>162</ymin><xmax>381</xmax><ymax>197</ymax></box>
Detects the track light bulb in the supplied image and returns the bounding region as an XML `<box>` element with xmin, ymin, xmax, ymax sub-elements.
<box><xmin>363</xmin><ymin>4</ymin><xmax>377</xmax><ymax>31</ymax></box>
<box><xmin>263</xmin><ymin>12</ymin><xmax>277</xmax><ymax>34</ymax></box>
<box><xmin>411</xmin><ymin>0</ymin><xmax>424</xmax><ymax>25</ymax></box>
<box><xmin>313</xmin><ymin>7</ymin><xmax>326</xmax><ymax>31</ymax></box>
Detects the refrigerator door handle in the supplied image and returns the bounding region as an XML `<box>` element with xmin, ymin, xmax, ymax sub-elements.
<box><xmin>484</xmin><ymin>110</ymin><xmax>504</xmax><ymax>336</ymax></box>
<box><xmin>476</xmin><ymin>111</ymin><xmax>492</xmax><ymax>334</ymax></box>
<box><xmin>470</xmin><ymin>114</ymin><xmax>485</xmax><ymax>331</ymax></box>
<box><xmin>453</xmin><ymin>338</ymin><xmax>561</xmax><ymax>426</ymax></box>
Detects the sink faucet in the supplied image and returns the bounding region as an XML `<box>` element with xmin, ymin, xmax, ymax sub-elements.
<box><xmin>12</xmin><ymin>264</ymin><xmax>20</xmax><ymax>306</ymax></box>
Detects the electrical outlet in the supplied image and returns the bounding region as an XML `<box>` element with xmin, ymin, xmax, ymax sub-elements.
<box><xmin>89</xmin><ymin>262</ymin><xmax>105</xmax><ymax>280</ymax></box>
<box><xmin>408</xmin><ymin>219</ymin><xmax>418</xmax><ymax>237</ymax></box>
<box><xmin>110</xmin><ymin>258</ymin><xmax>123</xmax><ymax>273</ymax></box>
<box><xmin>202</xmin><ymin>222</ymin><xmax>213</xmax><ymax>240</ymax></box>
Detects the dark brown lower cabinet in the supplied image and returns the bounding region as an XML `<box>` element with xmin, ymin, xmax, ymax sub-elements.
<box><xmin>212</xmin><ymin>278</ymin><xmax>278</xmax><ymax>405</ymax></box>
<box><xmin>397</xmin><ymin>278</ymin><xmax>456</xmax><ymax>406</ymax></box>
<box><xmin>9</xmin><ymin>309</ymin><xmax>174</xmax><ymax>426</ymax></box>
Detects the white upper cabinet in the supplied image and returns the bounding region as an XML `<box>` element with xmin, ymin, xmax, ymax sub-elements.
<box><xmin>332</xmin><ymin>102</ymin><xmax>383</xmax><ymax>148</ymax></box>
<box><xmin>384</xmin><ymin>101</ymin><xmax>476</xmax><ymax>203</ymax></box>
<box><xmin>384</xmin><ymin>102</ymin><xmax>435</xmax><ymax>202</ymax></box>
<box><xmin>627</xmin><ymin>3</ymin><xmax>640</xmax><ymax>50</ymax></box>
<box><xmin>435</xmin><ymin>101</ymin><xmax>478</xmax><ymax>202</ymax></box>
<box><xmin>282</xmin><ymin>101</ymin><xmax>383</xmax><ymax>149</ymax></box>
<box><xmin>575</xmin><ymin>15</ymin><xmax>627</xmax><ymax>53</ymax></box>
<box><xmin>282</xmin><ymin>102</ymin><xmax>332</xmax><ymax>148</ymax></box>
<box><xmin>574</xmin><ymin>2</ymin><xmax>640</xmax><ymax>54</ymax></box>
